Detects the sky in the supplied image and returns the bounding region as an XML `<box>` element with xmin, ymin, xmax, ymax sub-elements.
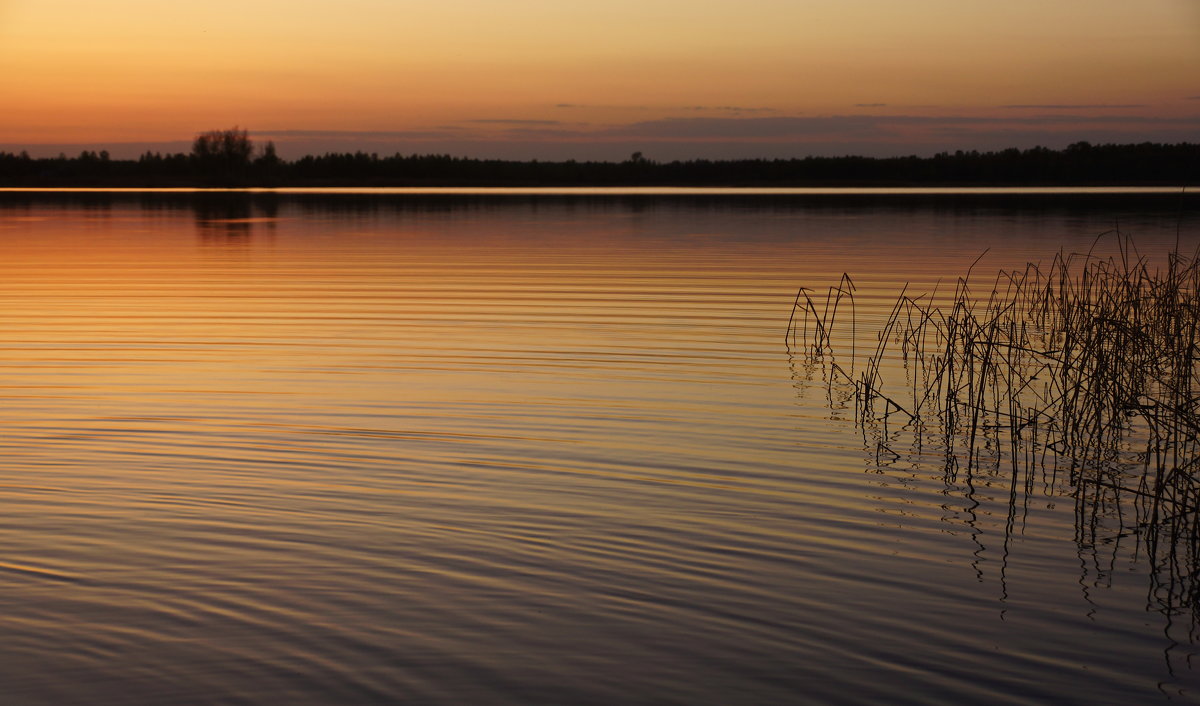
<box><xmin>2</xmin><ymin>0</ymin><xmax>1198</xmax><ymax>160</ymax></box>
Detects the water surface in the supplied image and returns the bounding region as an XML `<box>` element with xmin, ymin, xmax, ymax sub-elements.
<box><xmin>0</xmin><ymin>191</ymin><xmax>1196</xmax><ymax>704</ymax></box>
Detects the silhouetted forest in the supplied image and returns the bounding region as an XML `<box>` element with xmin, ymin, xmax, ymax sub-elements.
<box><xmin>0</xmin><ymin>136</ymin><xmax>1196</xmax><ymax>187</ymax></box>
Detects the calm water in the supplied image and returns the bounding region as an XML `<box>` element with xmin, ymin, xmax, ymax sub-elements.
<box><xmin>0</xmin><ymin>191</ymin><xmax>1196</xmax><ymax>705</ymax></box>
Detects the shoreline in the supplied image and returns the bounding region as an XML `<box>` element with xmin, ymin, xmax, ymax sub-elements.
<box><xmin>0</xmin><ymin>185</ymin><xmax>1193</xmax><ymax>195</ymax></box>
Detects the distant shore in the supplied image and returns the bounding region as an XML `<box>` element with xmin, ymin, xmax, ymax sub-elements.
<box><xmin>1</xmin><ymin>140</ymin><xmax>1196</xmax><ymax>188</ymax></box>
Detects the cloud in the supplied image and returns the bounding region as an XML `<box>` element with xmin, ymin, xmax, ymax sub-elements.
<box><xmin>500</xmin><ymin>127</ymin><xmax>587</xmax><ymax>138</ymax></box>
<box><xmin>11</xmin><ymin>112</ymin><xmax>1198</xmax><ymax>161</ymax></box>
<box><xmin>681</xmin><ymin>106</ymin><xmax>776</xmax><ymax>114</ymax></box>
<box><xmin>555</xmin><ymin>103</ymin><xmax>774</xmax><ymax>114</ymax></box>
<box><xmin>258</xmin><ymin>129</ymin><xmax>461</xmax><ymax>140</ymax></box>
<box><xmin>465</xmin><ymin>119</ymin><xmax>563</xmax><ymax>125</ymax></box>
<box><xmin>1001</xmin><ymin>104</ymin><xmax>1148</xmax><ymax>109</ymax></box>
<box><xmin>259</xmin><ymin>114</ymin><xmax>1197</xmax><ymax>148</ymax></box>
<box><xmin>552</xmin><ymin>102</ymin><xmax>651</xmax><ymax>111</ymax></box>
<box><xmin>603</xmin><ymin>116</ymin><xmax>883</xmax><ymax>139</ymax></box>
<box><xmin>593</xmin><ymin>114</ymin><xmax>1200</xmax><ymax>141</ymax></box>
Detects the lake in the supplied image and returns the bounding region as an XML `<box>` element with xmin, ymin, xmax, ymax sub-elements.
<box><xmin>0</xmin><ymin>189</ymin><xmax>1196</xmax><ymax>705</ymax></box>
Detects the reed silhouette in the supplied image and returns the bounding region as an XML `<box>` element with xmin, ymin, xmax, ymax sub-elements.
<box><xmin>789</xmin><ymin>231</ymin><xmax>1200</xmax><ymax>624</ymax></box>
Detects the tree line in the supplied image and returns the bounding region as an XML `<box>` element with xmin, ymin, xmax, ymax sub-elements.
<box><xmin>0</xmin><ymin>128</ymin><xmax>1196</xmax><ymax>186</ymax></box>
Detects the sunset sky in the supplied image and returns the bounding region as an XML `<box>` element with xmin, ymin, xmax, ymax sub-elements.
<box><xmin>2</xmin><ymin>0</ymin><xmax>1198</xmax><ymax>160</ymax></box>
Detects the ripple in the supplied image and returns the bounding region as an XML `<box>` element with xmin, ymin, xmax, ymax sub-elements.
<box><xmin>0</xmin><ymin>194</ymin><xmax>1195</xmax><ymax>704</ymax></box>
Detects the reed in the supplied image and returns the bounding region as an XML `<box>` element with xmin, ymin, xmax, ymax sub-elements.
<box><xmin>789</xmin><ymin>231</ymin><xmax>1200</xmax><ymax>618</ymax></box>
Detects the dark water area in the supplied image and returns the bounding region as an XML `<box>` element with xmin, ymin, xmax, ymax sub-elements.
<box><xmin>0</xmin><ymin>189</ymin><xmax>1197</xmax><ymax>704</ymax></box>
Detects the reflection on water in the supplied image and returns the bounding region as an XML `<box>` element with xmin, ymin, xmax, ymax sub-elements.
<box><xmin>194</xmin><ymin>195</ymin><xmax>279</xmax><ymax>241</ymax></box>
<box><xmin>0</xmin><ymin>191</ymin><xmax>1197</xmax><ymax>705</ymax></box>
<box><xmin>788</xmin><ymin>233</ymin><xmax>1200</xmax><ymax>648</ymax></box>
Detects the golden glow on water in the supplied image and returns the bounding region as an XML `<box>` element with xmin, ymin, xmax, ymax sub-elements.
<box><xmin>0</xmin><ymin>194</ymin><xmax>1197</xmax><ymax>704</ymax></box>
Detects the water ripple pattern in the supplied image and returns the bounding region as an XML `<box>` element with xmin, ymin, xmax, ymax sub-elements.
<box><xmin>0</xmin><ymin>192</ymin><xmax>1195</xmax><ymax>705</ymax></box>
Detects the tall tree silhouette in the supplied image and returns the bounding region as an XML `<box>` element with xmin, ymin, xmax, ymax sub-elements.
<box><xmin>191</xmin><ymin>127</ymin><xmax>254</xmax><ymax>185</ymax></box>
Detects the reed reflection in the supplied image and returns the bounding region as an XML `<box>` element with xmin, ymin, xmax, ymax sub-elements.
<box><xmin>2</xmin><ymin>193</ymin><xmax>1197</xmax><ymax>704</ymax></box>
<box><xmin>790</xmin><ymin>233</ymin><xmax>1200</xmax><ymax>630</ymax></box>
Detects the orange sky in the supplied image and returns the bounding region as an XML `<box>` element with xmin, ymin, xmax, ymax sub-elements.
<box><xmin>2</xmin><ymin>0</ymin><xmax>1198</xmax><ymax>159</ymax></box>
